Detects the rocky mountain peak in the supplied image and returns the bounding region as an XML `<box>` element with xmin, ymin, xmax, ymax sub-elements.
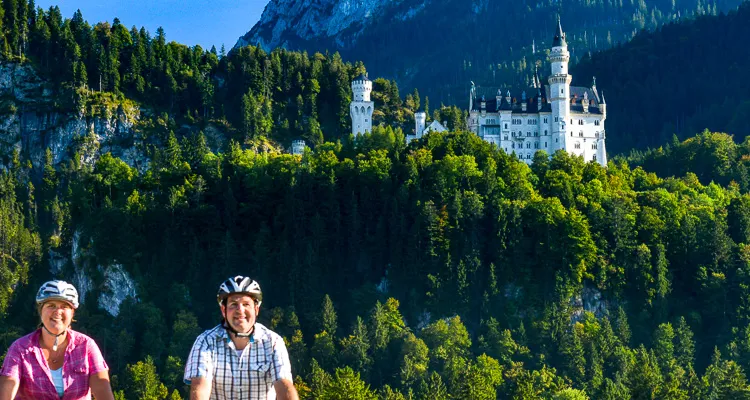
<box><xmin>235</xmin><ymin>0</ymin><xmax>406</xmax><ymax>51</ymax></box>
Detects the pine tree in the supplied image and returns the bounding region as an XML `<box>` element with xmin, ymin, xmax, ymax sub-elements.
<box><xmin>674</xmin><ymin>317</ymin><xmax>695</xmax><ymax>371</ymax></box>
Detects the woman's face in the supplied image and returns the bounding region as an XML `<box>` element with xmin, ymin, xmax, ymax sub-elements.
<box><xmin>40</xmin><ymin>300</ymin><xmax>74</xmax><ymax>335</ymax></box>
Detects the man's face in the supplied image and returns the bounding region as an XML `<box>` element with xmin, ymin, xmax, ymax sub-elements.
<box><xmin>221</xmin><ymin>294</ymin><xmax>259</xmax><ymax>334</ymax></box>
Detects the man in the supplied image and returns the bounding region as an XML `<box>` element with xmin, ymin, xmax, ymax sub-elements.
<box><xmin>184</xmin><ymin>276</ymin><xmax>299</xmax><ymax>400</ymax></box>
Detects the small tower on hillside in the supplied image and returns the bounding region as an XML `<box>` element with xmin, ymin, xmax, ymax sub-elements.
<box><xmin>350</xmin><ymin>73</ymin><xmax>374</xmax><ymax>136</ymax></box>
<box><xmin>415</xmin><ymin>111</ymin><xmax>427</xmax><ymax>138</ymax></box>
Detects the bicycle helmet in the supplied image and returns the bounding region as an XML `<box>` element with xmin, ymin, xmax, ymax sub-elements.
<box><xmin>36</xmin><ymin>280</ymin><xmax>79</xmax><ymax>309</ymax></box>
<box><xmin>217</xmin><ymin>276</ymin><xmax>262</xmax><ymax>306</ymax></box>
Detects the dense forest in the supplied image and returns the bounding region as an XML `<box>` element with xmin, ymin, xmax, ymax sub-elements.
<box><xmin>574</xmin><ymin>1</ymin><xmax>750</xmax><ymax>153</ymax></box>
<box><xmin>1</xmin><ymin>1</ymin><xmax>750</xmax><ymax>400</ymax></box>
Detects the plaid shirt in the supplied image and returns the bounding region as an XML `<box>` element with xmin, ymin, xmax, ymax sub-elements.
<box><xmin>184</xmin><ymin>323</ymin><xmax>293</xmax><ymax>400</ymax></box>
<box><xmin>0</xmin><ymin>329</ymin><xmax>109</xmax><ymax>400</ymax></box>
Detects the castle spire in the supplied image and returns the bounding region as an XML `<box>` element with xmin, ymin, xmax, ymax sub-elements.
<box><xmin>553</xmin><ymin>16</ymin><xmax>567</xmax><ymax>47</ymax></box>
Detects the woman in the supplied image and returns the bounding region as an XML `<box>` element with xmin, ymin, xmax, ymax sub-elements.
<box><xmin>0</xmin><ymin>280</ymin><xmax>114</xmax><ymax>400</ymax></box>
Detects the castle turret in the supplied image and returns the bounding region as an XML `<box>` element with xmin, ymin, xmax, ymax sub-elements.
<box><xmin>548</xmin><ymin>16</ymin><xmax>572</xmax><ymax>153</ymax></box>
<box><xmin>415</xmin><ymin>111</ymin><xmax>427</xmax><ymax>138</ymax></box>
<box><xmin>537</xmin><ymin>88</ymin><xmax>543</xmax><ymax>111</ymax></box>
<box><xmin>582</xmin><ymin>91</ymin><xmax>589</xmax><ymax>113</ymax></box>
<box><xmin>350</xmin><ymin>73</ymin><xmax>374</xmax><ymax>136</ymax></box>
<box><xmin>599</xmin><ymin>90</ymin><xmax>606</xmax><ymax>117</ymax></box>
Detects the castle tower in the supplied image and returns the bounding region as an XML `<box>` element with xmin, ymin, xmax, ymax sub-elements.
<box><xmin>596</xmin><ymin>91</ymin><xmax>607</xmax><ymax>166</ymax></box>
<box><xmin>350</xmin><ymin>73</ymin><xmax>374</xmax><ymax>136</ymax></box>
<box><xmin>415</xmin><ymin>111</ymin><xmax>427</xmax><ymax>138</ymax></box>
<box><xmin>548</xmin><ymin>16</ymin><xmax>572</xmax><ymax>153</ymax></box>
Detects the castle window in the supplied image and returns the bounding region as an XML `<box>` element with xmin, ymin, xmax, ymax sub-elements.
<box><xmin>534</xmin><ymin>131</ymin><xmax>539</xmax><ymax>137</ymax></box>
<box><xmin>595</xmin><ymin>132</ymin><xmax>600</xmax><ymax>138</ymax></box>
<box><xmin>579</xmin><ymin>131</ymin><xmax>583</xmax><ymax>137</ymax></box>
<box><xmin>570</xmin><ymin>119</ymin><xmax>573</xmax><ymax>124</ymax></box>
<box><xmin>555</xmin><ymin>117</ymin><xmax>559</xmax><ymax>122</ymax></box>
<box><xmin>575</xmin><ymin>142</ymin><xmax>581</xmax><ymax>149</ymax></box>
<box><xmin>561</xmin><ymin>89</ymin><xmax>564</xmax><ymax>94</ymax></box>
<box><xmin>544</xmin><ymin>130</ymin><xmax>548</xmax><ymax>135</ymax></box>
<box><xmin>365</xmin><ymin>119</ymin><xmax>369</xmax><ymax>122</ymax></box>
<box><xmin>526</xmin><ymin>143</ymin><xmax>531</xmax><ymax>149</ymax></box>
<box><xmin>570</xmin><ymin>132</ymin><xmax>573</xmax><ymax>137</ymax></box>
<box><xmin>592</xmin><ymin>143</ymin><xmax>598</xmax><ymax>150</ymax></box>
<box><xmin>512</xmin><ymin>143</ymin><xmax>515</xmax><ymax>149</ymax></box>
<box><xmin>593</xmin><ymin>155</ymin><xmax>597</xmax><ymax>161</ymax></box>
<box><xmin>534</xmin><ymin>142</ymin><xmax>539</xmax><ymax>149</ymax></box>
<box><xmin>578</xmin><ymin>119</ymin><xmax>584</xmax><ymax>125</ymax></box>
<box><xmin>527</xmin><ymin>132</ymin><xmax>531</xmax><ymax>137</ymax></box>
<box><xmin>556</xmin><ymin>138</ymin><xmax>559</xmax><ymax>143</ymax></box>
<box><xmin>594</xmin><ymin>120</ymin><xmax>600</xmax><ymax>126</ymax></box>
<box><xmin>545</xmin><ymin>142</ymin><xmax>548</xmax><ymax>147</ymax></box>
<box><xmin>544</xmin><ymin>118</ymin><xmax>548</xmax><ymax>123</ymax></box>
<box><xmin>527</xmin><ymin>154</ymin><xmax>531</xmax><ymax>159</ymax></box>
<box><xmin>505</xmin><ymin>123</ymin><xmax>508</xmax><ymax>129</ymax></box>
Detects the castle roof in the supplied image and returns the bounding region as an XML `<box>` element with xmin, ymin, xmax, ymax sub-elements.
<box><xmin>553</xmin><ymin>17</ymin><xmax>567</xmax><ymax>47</ymax></box>
<box><xmin>470</xmin><ymin>87</ymin><xmax>551</xmax><ymax>113</ymax></box>
<box><xmin>470</xmin><ymin>85</ymin><xmax>603</xmax><ymax>115</ymax></box>
<box><xmin>353</xmin><ymin>73</ymin><xmax>370</xmax><ymax>82</ymax></box>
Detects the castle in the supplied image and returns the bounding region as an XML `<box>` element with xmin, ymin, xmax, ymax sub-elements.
<box><xmin>350</xmin><ymin>19</ymin><xmax>607</xmax><ymax>166</ymax></box>
<box><xmin>468</xmin><ymin>19</ymin><xmax>607</xmax><ymax>166</ymax></box>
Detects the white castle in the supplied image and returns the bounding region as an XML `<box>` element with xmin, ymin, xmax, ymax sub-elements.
<box><xmin>468</xmin><ymin>19</ymin><xmax>607</xmax><ymax>166</ymax></box>
<box><xmin>349</xmin><ymin>19</ymin><xmax>606</xmax><ymax>166</ymax></box>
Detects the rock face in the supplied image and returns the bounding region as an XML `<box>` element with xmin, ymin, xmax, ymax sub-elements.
<box><xmin>572</xmin><ymin>285</ymin><xmax>610</xmax><ymax>321</ymax></box>
<box><xmin>236</xmin><ymin>0</ymin><xmax>405</xmax><ymax>51</ymax></box>
<box><xmin>0</xmin><ymin>61</ymin><xmax>147</xmax><ymax>172</ymax></box>
<box><xmin>98</xmin><ymin>264</ymin><xmax>138</xmax><ymax>317</ymax></box>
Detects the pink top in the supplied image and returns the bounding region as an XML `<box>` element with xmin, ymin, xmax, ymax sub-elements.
<box><xmin>0</xmin><ymin>329</ymin><xmax>109</xmax><ymax>400</ymax></box>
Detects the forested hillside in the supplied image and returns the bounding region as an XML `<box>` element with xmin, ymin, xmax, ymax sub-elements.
<box><xmin>574</xmin><ymin>1</ymin><xmax>750</xmax><ymax>153</ymax></box>
<box><xmin>2</xmin><ymin>2</ymin><xmax>750</xmax><ymax>400</ymax></box>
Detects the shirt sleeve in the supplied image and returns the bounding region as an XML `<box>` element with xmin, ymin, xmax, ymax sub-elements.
<box><xmin>184</xmin><ymin>335</ymin><xmax>213</xmax><ymax>384</ymax></box>
<box><xmin>0</xmin><ymin>341</ymin><xmax>23</xmax><ymax>381</ymax></box>
<box><xmin>270</xmin><ymin>336</ymin><xmax>293</xmax><ymax>383</ymax></box>
<box><xmin>86</xmin><ymin>338</ymin><xmax>109</xmax><ymax>375</ymax></box>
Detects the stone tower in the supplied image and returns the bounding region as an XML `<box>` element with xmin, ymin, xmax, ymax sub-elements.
<box><xmin>415</xmin><ymin>111</ymin><xmax>426</xmax><ymax>138</ymax></box>
<box><xmin>350</xmin><ymin>73</ymin><xmax>374</xmax><ymax>136</ymax></box>
<box><xmin>548</xmin><ymin>17</ymin><xmax>572</xmax><ymax>153</ymax></box>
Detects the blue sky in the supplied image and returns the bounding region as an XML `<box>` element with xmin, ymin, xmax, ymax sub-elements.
<box><xmin>36</xmin><ymin>0</ymin><xmax>268</xmax><ymax>50</ymax></box>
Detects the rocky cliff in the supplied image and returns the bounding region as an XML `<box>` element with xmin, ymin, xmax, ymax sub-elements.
<box><xmin>236</xmin><ymin>0</ymin><xmax>404</xmax><ymax>51</ymax></box>
<box><xmin>0</xmin><ymin>61</ymin><xmax>146</xmax><ymax>172</ymax></box>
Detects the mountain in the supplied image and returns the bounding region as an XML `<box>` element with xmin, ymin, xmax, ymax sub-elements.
<box><xmin>239</xmin><ymin>0</ymin><xmax>744</xmax><ymax>109</ymax></box>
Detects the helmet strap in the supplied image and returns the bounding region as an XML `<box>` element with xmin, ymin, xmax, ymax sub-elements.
<box><xmin>222</xmin><ymin>319</ymin><xmax>254</xmax><ymax>339</ymax></box>
<box><xmin>42</xmin><ymin>325</ymin><xmax>66</xmax><ymax>352</ymax></box>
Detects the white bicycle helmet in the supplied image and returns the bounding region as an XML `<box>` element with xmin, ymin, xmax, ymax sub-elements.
<box><xmin>36</xmin><ymin>280</ymin><xmax>79</xmax><ymax>309</ymax></box>
<box><xmin>217</xmin><ymin>276</ymin><xmax>262</xmax><ymax>305</ymax></box>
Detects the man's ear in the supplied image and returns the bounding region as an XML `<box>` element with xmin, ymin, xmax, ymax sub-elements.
<box><xmin>220</xmin><ymin>304</ymin><xmax>227</xmax><ymax>319</ymax></box>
